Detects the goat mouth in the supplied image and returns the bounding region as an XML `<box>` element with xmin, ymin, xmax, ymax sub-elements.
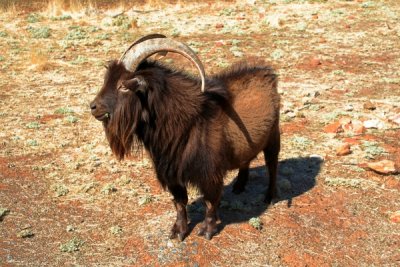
<box><xmin>94</xmin><ymin>113</ymin><xmax>110</xmax><ymax>121</ymax></box>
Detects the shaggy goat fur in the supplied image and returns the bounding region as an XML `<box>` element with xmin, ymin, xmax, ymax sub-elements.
<box><xmin>91</xmin><ymin>58</ymin><xmax>280</xmax><ymax>240</ymax></box>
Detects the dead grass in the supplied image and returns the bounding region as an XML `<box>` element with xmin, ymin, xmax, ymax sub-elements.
<box><xmin>28</xmin><ymin>50</ymin><xmax>54</xmax><ymax>71</ymax></box>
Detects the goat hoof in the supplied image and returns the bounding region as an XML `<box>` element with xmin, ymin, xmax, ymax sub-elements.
<box><xmin>169</xmin><ymin>231</ymin><xmax>177</xmax><ymax>239</ymax></box>
<box><xmin>177</xmin><ymin>233</ymin><xmax>185</xmax><ymax>242</ymax></box>
<box><xmin>197</xmin><ymin>228</ymin><xmax>205</xmax><ymax>237</ymax></box>
<box><xmin>170</xmin><ymin>231</ymin><xmax>186</xmax><ymax>241</ymax></box>
<box><xmin>205</xmin><ymin>232</ymin><xmax>213</xmax><ymax>240</ymax></box>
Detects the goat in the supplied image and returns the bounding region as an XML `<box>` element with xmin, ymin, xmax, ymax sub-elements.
<box><xmin>90</xmin><ymin>34</ymin><xmax>280</xmax><ymax>241</ymax></box>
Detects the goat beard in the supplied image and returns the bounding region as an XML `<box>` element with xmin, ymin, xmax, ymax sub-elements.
<box><xmin>104</xmin><ymin>94</ymin><xmax>142</xmax><ymax>160</ymax></box>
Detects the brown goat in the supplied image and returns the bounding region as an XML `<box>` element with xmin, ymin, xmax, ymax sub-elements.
<box><xmin>90</xmin><ymin>36</ymin><xmax>280</xmax><ymax>241</ymax></box>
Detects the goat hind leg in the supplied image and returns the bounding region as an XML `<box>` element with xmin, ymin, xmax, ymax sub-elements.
<box><xmin>232</xmin><ymin>164</ymin><xmax>250</xmax><ymax>194</ymax></box>
<box><xmin>168</xmin><ymin>184</ymin><xmax>188</xmax><ymax>241</ymax></box>
<box><xmin>263</xmin><ymin>126</ymin><xmax>280</xmax><ymax>204</ymax></box>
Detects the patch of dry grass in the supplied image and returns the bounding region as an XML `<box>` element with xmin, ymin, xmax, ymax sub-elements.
<box><xmin>28</xmin><ymin>49</ymin><xmax>54</xmax><ymax>71</ymax></box>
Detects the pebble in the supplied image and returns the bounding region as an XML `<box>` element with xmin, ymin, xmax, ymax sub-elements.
<box><xmin>390</xmin><ymin>211</ymin><xmax>400</xmax><ymax>223</ymax></box>
<box><xmin>266</xmin><ymin>14</ymin><xmax>283</xmax><ymax>28</ymax></box>
<box><xmin>351</xmin><ymin>120</ymin><xmax>365</xmax><ymax>135</ymax></box>
<box><xmin>309</xmin><ymin>58</ymin><xmax>322</xmax><ymax>68</ymax></box>
<box><xmin>367</xmin><ymin>160</ymin><xmax>397</xmax><ymax>175</ymax></box>
<box><xmin>215</xmin><ymin>40</ymin><xmax>225</xmax><ymax>47</ymax></box>
<box><xmin>344</xmin><ymin>104</ymin><xmax>354</xmax><ymax>111</ymax></box>
<box><xmin>363</xmin><ymin>101</ymin><xmax>376</xmax><ymax>110</ymax></box>
<box><xmin>363</xmin><ymin>119</ymin><xmax>385</xmax><ymax>129</ymax></box>
<box><xmin>336</xmin><ymin>143</ymin><xmax>351</xmax><ymax>156</ymax></box>
<box><xmin>324</xmin><ymin>121</ymin><xmax>343</xmax><ymax>134</ymax></box>
<box><xmin>389</xmin><ymin>114</ymin><xmax>400</xmax><ymax>125</ymax></box>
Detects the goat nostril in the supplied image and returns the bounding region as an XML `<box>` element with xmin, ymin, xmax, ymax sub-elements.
<box><xmin>90</xmin><ymin>103</ymin><xmax>97</xmax><ymax>110</ymax></box>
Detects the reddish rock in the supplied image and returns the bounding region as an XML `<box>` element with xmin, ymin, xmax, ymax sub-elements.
<box><xmin>310</xmin><ymin>58</ymin><xmax>322</xmax><ymax>68</ymax></box>
<box><xmin>390</xmin><ymin>211</ymin><xmax>400</xmax><ymax>223</ymax></box>
<box><xmin>367</xmin><ymin>160</ymin><xmax>398</xmax><ymax>175</ymax></box>
<box><xmin>336</xmin><ymin>143</ymin><xmax>351</xmax><ymax>156</ymax></box>
<box><xmin>324</xmin><ymin>121</ymin><xmax>343</xmax><ymax>133</ymax></box>
<box><xmin>215</xmin><ymin>40</ymin><xmax>225</xmax><ymax>47</ymax></box>
<box><xmin>215</xmin><ymin>23</ymin><xmax>224</xmax><ymax>29</ymax></box>
<box><xmin>363</xmin><ymin>100</ymin><xmax>376</xmax><ymax>110</ymax></box>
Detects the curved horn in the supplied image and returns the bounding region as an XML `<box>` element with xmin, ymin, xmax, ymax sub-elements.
<box><xmin>119</xmin><ymin>33</ymin><xmax>167</xmax><ymax>62</ymax></box>
<box><xmin>120</xmin><ymin>38</ymin><xmax>206</xmax><ymax>92</ymax></box>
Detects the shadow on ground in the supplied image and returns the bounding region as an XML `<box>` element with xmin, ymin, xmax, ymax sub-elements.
<box><xmin>187</xmin><ymin>156</ymin><xmax>323</xmax><ymax>235</ymax></box>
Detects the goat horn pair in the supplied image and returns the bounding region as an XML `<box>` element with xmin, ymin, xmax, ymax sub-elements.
<box><xmin>119</xmin><ymin>34</ymin><xmax>206</xmax><ymax>92</ymax></box>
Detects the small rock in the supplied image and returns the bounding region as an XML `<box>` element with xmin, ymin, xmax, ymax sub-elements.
<box><xmin>366</xmin><ymin>160</ymin><xmax>397</xmax><ymax>175</ymax></box>
<box><xmin>0</xmin><ymin>208</ymin><xmax>10</xmax><ymax>220</ymax></box>
<box><xmin>17</xmin><ymin>229</ymin><xmax>34</xmax><ymax>238</ymax></box>
<box><xmin>215</xmin><ymin>40</ymin><xmax>225</xmax><ymax>47</ymax></box>
<box><xmin>336</xmin><ymin>143</ymin><xmax>352</xmax><ymax>156</ymax></box>
<box><xmin>324</xmin><ymin>121</ymin><xmax>343</xmax><ymax>133</ymax></box>
<box><xmin>389</xmin><ymin>114</ymin><xmax>400</xmax><ymax>125</ymax></box>
<box><xmin>215</xmin><ymin>23</ymin><xmax>224</xmax><ymax>29</ymax></box>
<box><xmin>309</xmin><ymin>58</ymin><xmax>322</xmax><ymax>68</ymax></box>
<box><xmin>66</xmin><ymin>225</ymin><xmax>75</xmax><ymax>232</ymax></box>
<box><xmin>363</xmin><ymin>119</ymin><xmax>385</xmax><ymax>129</ymax></box>
<box><xmin>110</xmin><ymin>225</ymin><xmax>123</xmax><ymax>235</ymax></box>
<box><xmin>266</xmin><ymin>14</ymin><xmax>284</xmax><ymax>28</ymax></box>
<box><xmin>310</xmin><ymin>58</ymin><xmax>322</xmax><ymax>68</ymax></box>
<box><xmin>60</xmin><ymin>237</ymin><xmax>84</xmax><ymax>252</ymax></box>
<box><xmin>363</xmin><ymin>101</ymin><xmax>376</xmax><ymax>110</ymax></box>
<box><xmin>307</xmin><ymin>91</ymin><xmax>320</xmax><ymax>98</ymax></box>
<box><xmin>390</xmin><ymin>211</ymin><xmax>400</xmax><ymax>223</ymax></box>
<box><xmin>287</xmin><ymin>111</ymin><xmax>297</xmax><ymax>118</ymax></box>
<box><xmin>351</xmin><ymin>120</ymin><xmax>365</xmax><ymax>135</ymax></box>
<box><xmin>344</xmin><ymin>104</ymin><xmax>354</xmax><ymax>111</ymax></box>
<box><xmin>302</xmin><ymin>97</ymin><xmax>312</xmax><ymax>105</ymax></box>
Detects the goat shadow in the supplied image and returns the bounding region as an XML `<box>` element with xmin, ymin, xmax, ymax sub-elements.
<box><xmin>187</xmin><ymin>156</ymin><xmax>323</xmax><ymax>236</ymax></box>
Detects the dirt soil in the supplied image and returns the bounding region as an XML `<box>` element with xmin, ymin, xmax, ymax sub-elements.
<box><xmin>1</xmin><ymin>0</ymin><xmax>400</xmax><ymax>266</ymax></box>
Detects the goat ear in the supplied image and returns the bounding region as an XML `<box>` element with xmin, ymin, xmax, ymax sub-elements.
<box><xmin>122</xmin><ymin>76</ymin><xmax>147</xmax><ymax>93</ymax></box>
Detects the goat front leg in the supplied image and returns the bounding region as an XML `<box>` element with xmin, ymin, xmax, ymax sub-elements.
<box><xmin>168</xmin><ymin>184</ymin><xmax>188</xmax><ymax>241</ymax></box>
<box><xmin>198</xmin><ymin>180</ymin><xmax>222</xmax><ymax>240</ymax></box>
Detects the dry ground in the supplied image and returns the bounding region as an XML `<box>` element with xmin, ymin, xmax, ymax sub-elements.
<box><xmin>1</xmin><ymin>0</ymin><xmax>399</xmax><ymax>266</ymax></box>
